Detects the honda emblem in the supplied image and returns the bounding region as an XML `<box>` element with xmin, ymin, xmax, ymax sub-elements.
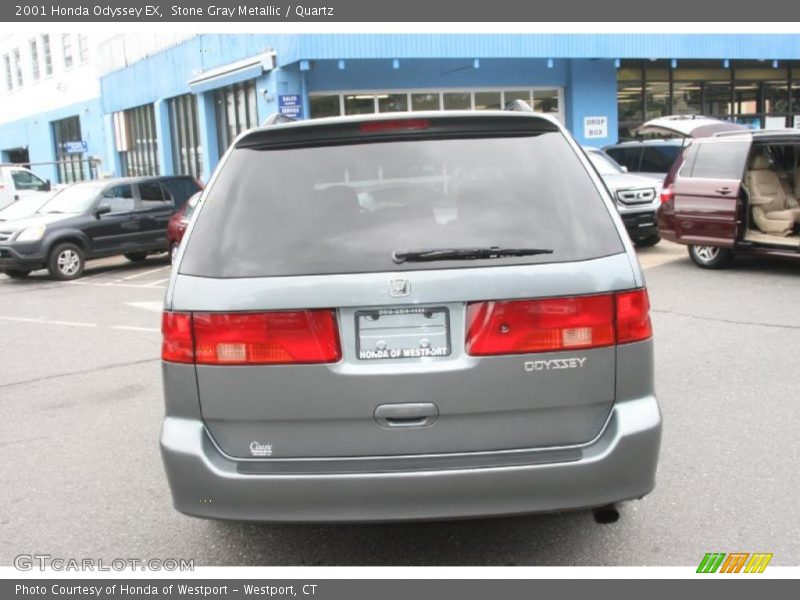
<box><xmin>389</xmin><ymin>279</ymin><xmax>410</xmax><ymax>297</ymax></box>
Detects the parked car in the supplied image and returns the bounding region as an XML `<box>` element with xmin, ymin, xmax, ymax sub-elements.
<box><xmin>584</xmin><ymin>147</ymin><xmax>661</xmax><ymax>247</ymax></box>
<box><xmin>636</xmin><ymin>114</ymin><xmax>747</xmax><ymax>139</ymax></box>
<box><xmin>160</xmin><ymin>111</ymin><xmax>661</xmax><ymax>522</ymax></box>
<box><xmin>0</xmin><ymin>175</ymin><xmax>201</xmax><ymax>280</ymax></box>
<box><xmin>658</xmin><ymin>129</ymin><xmax>800</xmax><ymax>268</ymax></box>
<box><xmin>603</xmin><ymin>138</ymin><xmax>684</xmax><ymax>182</ymax></box>
<box><xmin>167</xmin><ymin>191</ymin><xmax>201</xmax><ymax>262</ymax></box>
<box><xmin>0</xmin><ymin>191</ymin><xmax>56</xmax><ymax>222</ymax></box>
<box><xmin>0</xmin><ymin>164</ymin><xmax>52</xmax><ymax>210</ymax></box>
<box><xmin>604</xmin><ymin>116</ymin><xmax>747</xmax><ymax>184</ymax></box>
<box><xmin>634</xmin><ymin>115</ymin><xmax>750</xmax><ymax>208</ymax></box>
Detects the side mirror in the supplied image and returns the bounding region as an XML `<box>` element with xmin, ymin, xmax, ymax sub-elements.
<box><xmin>43</xmin><ymin>179</ymin><xmax>52</xmax><ymax>192</ymax></box>
<box><xmin>93</xmin><ymin>205</ymin><xmax>112</xmax><ymax>219</ymax></box>
<box><xmin>621</xmin><ymin>166</ymin><xmax>629</xmax><ymax>173</ymax></box>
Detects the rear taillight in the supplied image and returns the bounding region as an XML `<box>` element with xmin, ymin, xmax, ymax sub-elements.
<box><xmin>466</xmin><ymin>290</ymin><xmax>651</xmax><ymax>356</ymax></box>
<box><xmin>162</xmin><ymin>312</ymin><xmax>194</xmax><ymax>364</ymax></box>
<box><xmin>615</xmin><ymin>289</ymin><xmax>652</xmax><ymax>344</ymax></box>
<box><xmin>161</xmin><ymin>309</ymin><xmax>341</xmax><ymax>365</ymax></box>
<box><xmin>659</xmin><ymin>184</ymin><xmax>674</xmax><ymax>204</ymax></box>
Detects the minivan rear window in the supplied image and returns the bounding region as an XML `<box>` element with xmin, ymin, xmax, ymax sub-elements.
<box><xmin>180</xmin><ymin>132</ymin><xmax>624</xmax><ymax>278</ymax></box>
<box><xmin>639</xmin><ymin>145</ymin><xmax>681</xmax><ymax>173</ymax></box>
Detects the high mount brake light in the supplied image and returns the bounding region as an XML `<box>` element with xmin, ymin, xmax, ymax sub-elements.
<box><xmin>359</xmin><ymin>119</ymin><xmax>431</xmax><ymax>133</ymax></box>
<box><xmin>465</xmin><ymin>290</ymin><xmax>651</xmax><ymax>356</ymax></box>
<box><xmin>162</xmin><ymin>310</ymin><xmax>341</xmax><ymax>365</ymax></box>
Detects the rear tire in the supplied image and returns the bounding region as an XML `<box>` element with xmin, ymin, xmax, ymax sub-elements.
<box><xmin>688</xmin><ymin>245</ymin><xmax>734</xmax><ymax>269</ymax></box>
<box><xmin>124</xmin><ymin>252</ymin><xmax>148</xmax><ymax>262</ymax></box>
<box><xmin>4</xmin><ymin>269</ymin><xmax>31</xmax><ymax>279</ymax></box>
<box><xmin>47</xmin><ymin>243</ymin><xmax>85</xmax><ymax>280</ymax></box>
<box><xmin>635</xmin><ymin>234</ymin><xmax>660</xmax><ymax>248</ymax></box>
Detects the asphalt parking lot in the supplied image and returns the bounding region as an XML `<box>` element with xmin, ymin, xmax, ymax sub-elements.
<box><xmin>1</xmin><ymin>241</ymin><xmax>798</xmax><ymax>566</ymax></box>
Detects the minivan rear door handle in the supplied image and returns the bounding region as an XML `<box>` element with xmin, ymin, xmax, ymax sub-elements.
<box><xmin>374</xmin><ymin>402</ymin><xmax>439</xmax><ymax>428</ymax></box>
<box><xmin>715</xmin><ymin>187</ymin><xmax>732</xmax><ymax>195</ymax></box>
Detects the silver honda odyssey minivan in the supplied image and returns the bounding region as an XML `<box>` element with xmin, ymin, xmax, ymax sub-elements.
<box><xmin>160</xmin><ymin>111</ymin><xmax>661</xmax><ymax>522</ymax></box>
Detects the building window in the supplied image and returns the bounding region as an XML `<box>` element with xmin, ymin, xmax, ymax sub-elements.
<box><xmin>168</xmin><ymin>94</ymin><xmax>203</xmax><ymax>180</ymax></box>
<box><xmin>443</xmin><ymin>92</ymin><xmax>471</xmax><ymax>110</ymax></box>
<box><xmin>214</xmin><ymin>79</ymin><xmax>258</xmax><ymax>158</ymax></box>
<box><xmin>411</xmin><ymin>93</ymin><xmax>440</xmax><ymax>111</ymax></box>
<box><xmin>533</xmin><ymin>89</ymin><xmax>560</xmax><ymax>114</ymax></box>
<box><xmin>78</xmin><ymin>34</ymin><xmax>88</xmax><ymax>63</ymax></box>
<box><xmin>41</xmin><ymin>34</ymin><xmax>52</xmax><ymax>76</ymax></box>
<box><xmin>3</xmin><ymin>54</ymin><xmax>12</xmax><ymax>92</ymax></box>
<box><xmin>617</xmin><ymin>59</ymin><xmax>800</xmax><ymax>138</ymax></box>
<box><xmin>309</xmin><ymin>89</ymin><xmax>564</xmax><ymax>122</ymax></box>
<box><xmin>504</xmin><ymin>90</ymin><xmax>531</xmax><ymax>105</ymax></box>
<box><xmin>29</xmin><ymin>39</ymin><xmax>40</xmax><ymax>81</ymax></box>
<box><xmin>52</xmin><ymin>116</ymin><xmax>86</xmax><ymax>184</ymax></box>
<box><xmin>344</xmin><ymin>94</ymin><xmax>376</xmax><ymax>115</ymax></box>
<box><xmin>378</xmin><ymin>93</ymin><xmax>407</xmax><ymax>112</ymax></box>
<box><xmin>309</xmin><ymin>95</ymin><xmax>340</xmax><ymax>118</ymax></box>
<box><xmin>12</xmin><ymin>48</ymin><xmax>22</xmax><ymax>87</ymax></box>
<box><xmin>115</xmin><ymin>104</ymin><xmax>160</xmax><ymax>177</ymax></box>
<box><xmin>474</xmin><ymin>91</ymin><xmax>502</xmax><ymax>110</ymax></box>
<box><xmin>62</xmin><ymin>34</ymin><xmax>73</xmax><ymax>69</ymax></box>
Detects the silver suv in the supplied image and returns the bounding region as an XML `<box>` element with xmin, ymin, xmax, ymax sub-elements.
<box><xmin>584</xmin><ymin>147</ymin><xmax>661</xmax><ymax>247</ymax></box>
<box><xmin>160</xmin><ymin>111</ymin><xmax>662</xmax><ymax>522</ymax></box>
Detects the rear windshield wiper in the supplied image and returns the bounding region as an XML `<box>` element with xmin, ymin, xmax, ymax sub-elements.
<box><xmin>391</xmin><ymin>246</ymin><xmax>553</xmax><ymax>264</ymax></box>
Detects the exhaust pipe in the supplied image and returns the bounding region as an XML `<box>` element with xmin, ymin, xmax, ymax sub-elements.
<box><xmin>592</xmin><ymin>504</ymin><xmax>620</xmax><ymax>524</ymax></box>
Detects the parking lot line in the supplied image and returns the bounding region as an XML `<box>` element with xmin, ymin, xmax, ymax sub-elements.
<box><xmin>119</xmin><ymin>265</ymin><xmax>171</xmax><ymax>281</ymax></box>
<box><xmin>0</xmin><ymin>315</ymin><xmax>97</xmax><ymax>328</ymax></box>
<box><xmin>144</xmin><ymin>277</ymin><xmax>171</xmax><ymax>287</ymax></box>
<box><xmin>111</xmin><ymin>325</ymin><xmax>160</xmax><ymax>333</ymax></box>
<box><xmin>67</xmin><ymin>281</ymin><xmax>167</xmax><ymax>290</ymax></box>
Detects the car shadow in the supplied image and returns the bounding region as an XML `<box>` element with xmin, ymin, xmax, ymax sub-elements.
<box><xmin>205</xmin><ymin>510</ymin><xmax>607</xmax><ymax>566</ymax></box>
<box><xmin>731</xmin><ymin>254</ymin><xmax>800</xmax><ymax>275</ymax></box>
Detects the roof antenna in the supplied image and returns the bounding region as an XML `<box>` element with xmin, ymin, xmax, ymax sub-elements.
<box><xmin>262</xmin><ymin>113</ymin><xmax>295</xmax><ymax>126</ymax></box>
<box><xmin>504</xmin><ymin>99</ymin><xmax>534</xmax><ymax>113</ymax></box>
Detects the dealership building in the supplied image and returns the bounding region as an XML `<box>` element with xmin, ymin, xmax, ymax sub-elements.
<box><xmin>1</xmin><ymin>33</ymin><xmax>799</xmax><ymax>184</ymax></box>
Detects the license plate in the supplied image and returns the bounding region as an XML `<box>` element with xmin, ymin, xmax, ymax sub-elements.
<box><xmin>355</xmin><ymin>306</ymin><xmax>451</xmax><ymax>360</ymax></box>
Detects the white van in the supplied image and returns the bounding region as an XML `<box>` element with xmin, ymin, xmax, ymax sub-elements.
<box><xmin>0</xmin><ymin>165</ymin><xmax>52</xmax><ymax>210</ymax></box>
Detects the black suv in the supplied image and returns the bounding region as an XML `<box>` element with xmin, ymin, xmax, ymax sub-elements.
<box><xmin>603</xmin><ymin>138</ymin><xmax>685</xmax><ymax>182</ymax></box>
<box><xmin>0</xmin><ymin>176</ymin><xmax>201</xmax><ymax>280</ymax></box>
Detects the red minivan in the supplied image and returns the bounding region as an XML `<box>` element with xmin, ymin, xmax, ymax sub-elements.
<box><xmin>167</xmin><ymin>192</ymin><xmax>201</xmax><ymax>263</ymax></box>
<box><xmin>658</xmin><ymin>130</ymin><xmax>800</xmax><ymax>268</ymax></box>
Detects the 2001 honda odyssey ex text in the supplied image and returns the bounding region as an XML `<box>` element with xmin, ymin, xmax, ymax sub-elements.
<box><xmin>160</xmin><ymin>111</ymin><xmax>662</xmax><ymax>522</ymax></box>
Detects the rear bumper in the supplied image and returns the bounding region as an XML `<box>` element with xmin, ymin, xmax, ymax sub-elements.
<box><xmin>160</xmin><ymin>395</ymin><xmax>661</xmax><ymax>522</ymax></box>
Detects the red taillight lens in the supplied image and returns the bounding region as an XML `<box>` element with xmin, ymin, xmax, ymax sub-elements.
<box><xmin>360</xmin><ymin>119</ymin><xmax>430</xmax><ymax>133</ymax></box>
<box><xmin>161</xmin><ymin>309</ymin><xmax>341</xmax><ymax>365</ymax></box>
<box><xmin>466</xmin><ymin>290</ymin><xmax>651</xmax><ymax>356</ymax></box>
<box><xmin>659</xmin><ymin>184</ymin><xmax>674</xmax><ymax>204</ymax></box>
<box><xmin>466</xmin><ymin>295</ymin><xmax>616</xmax><ymax>356</ymax></box>
<box><xmin>162</xmin><ymin>311</ymin><xmax>194</xmax><ymax>363</ymax></box>
<box><xmin>615</xmin><ymin>289</ymin><xmax>652</xmax><ymax>344</ymax></box>
<box><xmin>192</xmin><ymin>310</ymin><xmax>341</xmax><ymax>365</ymax></box>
